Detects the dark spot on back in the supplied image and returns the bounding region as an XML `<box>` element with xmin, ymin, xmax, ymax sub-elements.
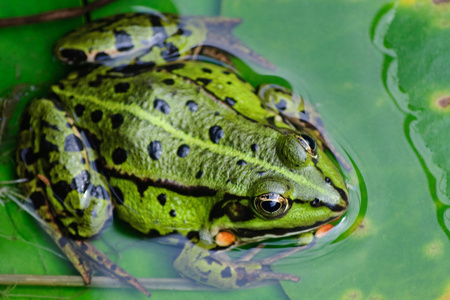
<box><xmin>94</xmin><ymin>52</ymin><xmax>111</xmax><ymax>62</ymax></box>
<box><xmin>202</xmin><ymin>68</ymin><xmax>212</xmax><ymax>73</ymax></box>
<box><xmin>52</xmin><ymin>181</ymin><xmax>73</xmax><ymax>203</ymax></box>
<box><xmin>64</xmin><ymin>134</ymin><xmax>84</xmax><ymax>152</ymax></box>
<box><xmin>114</xmin><ymin>29</ymin><xmax>134</xmax><ymax>52</ymax></box>
<box><xmin>74</xmin><ymin>104</ymin><xmax>85</xmax><ymax>117</ymax></box>
<box><xmin>154</xmin><ymin>98</ymin><xmax>171</xmax><ymax>114</ymax></box>
<box><xmin>110</xmin><ymin>113</ymin><xmax>124</xmax><ymax>129</ymax></box>
<box><xmin>237</xmin><ymin>160</ymin><xmax>247</xmax><ymax>166</ymax></box>
<box><xmin>177</xmin><ymin>144</ymin><xmax>190</xmax><ymax>158</ymax></box>
<box><xmin>91</xmin><ymin>110</ymin><xmax>103</xmax><ymax>123</ymax></box>
<box><xmin>251</xmin><ymin>143</ymin><xmax>259</xmax><ymax>153</ymax></box>
<box><xmin>148</xmin><ymin>141</ymin><xmax>162</xmax><ymax>160</ymax></box>
<box><xmin>186</xmin><ymin>100</ymin><xmax>198</xmax><ymax>112</ymax></box>
<box><xmin>112</xmin><ymin>147</ymin><xmax>127</xmax><ymax>164</ymax></box>
<box><xmin>221</xmin><ymin>266</ymin><xmax>232</xmax><ymax>278</ymax></box>
<box><xmin>196</xmin><ymin>170</ymin><xmax>204</xmax><ymax>179</ymax></box>
<box><xmin>225</xmin><ymin>97</ymin><xmax>236</xmax><ymax>106</ymax></box>
<box><xmin>114</xmin><ymin>82</ymin><xmax>130</xmax><ymax>93</ymax></box>
<box><xmin>196</xmin><ymin>78</ymin><xmax>212</xmax><ymax>86</ymax></box>
<box><xmin>157</xmin><ymin>193</ymin><xmax>166</xmax><ymax>206</ymax></box>
<box><xmin>209</xmin><ymin>125</ymin><xmax>224</xmax><ymax>144</ymax></box>
<box><xmin>162</xmin><ymin>78</ymin><xmax>175</xmax><ymax>85</ymax></box>
<box><xmin>275</xmin><ymin>99</ymin><xmax>288</xmax><ymax>111</ymax></box>
<box><xmin>169</xmin><ymin>209</ymin><xmax>176</xmax><ymax>217</ymax></box>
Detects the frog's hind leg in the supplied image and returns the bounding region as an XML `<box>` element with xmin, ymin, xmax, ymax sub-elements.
<box><xmin>16</xmin><ymin>98</ymin><xmax>150</xmax><ymax>296</ymax></box>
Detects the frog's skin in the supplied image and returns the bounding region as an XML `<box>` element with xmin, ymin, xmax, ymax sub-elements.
<box><xmin>16</xmin><ymin>12</ymin><xmax>348</xmax><ymax>295</ymax></box>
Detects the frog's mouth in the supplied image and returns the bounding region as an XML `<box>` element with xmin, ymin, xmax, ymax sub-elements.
<box><xmin>210</xmin><ymin>215</ymin><xmax>337</xmax><ymax>246</ymax></box>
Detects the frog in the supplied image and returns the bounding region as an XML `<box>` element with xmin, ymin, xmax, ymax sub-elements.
<box><xmin>15</xmin><ymin>12</ymin><xmax>348</xmax><ymax>296</ymax></box>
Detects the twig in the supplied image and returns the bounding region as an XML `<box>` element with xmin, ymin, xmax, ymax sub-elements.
<box><xmin>0</xmin><ymin>274</ymin><xmax>215</xmax><ymax>291</ymax></box>
<box><xmin>0</xmin><ymin>0</ymin><xmax>118</xmax><ymax>28</ymax></box>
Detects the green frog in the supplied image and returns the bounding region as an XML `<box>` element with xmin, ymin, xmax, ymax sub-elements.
<box><xmin>15</xmin><ymin>12</ymin><xmax>348</xmax><ymax>296</ymax></box>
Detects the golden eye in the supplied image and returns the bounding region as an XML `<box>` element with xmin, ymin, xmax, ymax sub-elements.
<box><xmin>297</xmin><ymin>134</ymin><xmax>317</xmax><ymax>157</ymax></box>
<box><xmin>253</xmin><ymin>193</ymin><xmax>290</xmax><ymax>219</ymax></box>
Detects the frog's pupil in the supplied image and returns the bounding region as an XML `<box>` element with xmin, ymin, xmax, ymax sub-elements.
<box><xmin>301</xmin><ymin>134</ymin><xmax>316</xmax><ymax>151</ymax></box>
<box><xmin>261</xmin><ymin>200</ymin><xmax>281</xmax><ymax>213</ymax></box>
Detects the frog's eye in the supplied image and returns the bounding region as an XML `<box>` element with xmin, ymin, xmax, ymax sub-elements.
<box><xmin>297</xmin><ymin>134</ymin><xmax>317</xmax><ymax>157</ymax></box>
<box><xmin>254</xmin><ymin>193</ymin><xmax>290</xmax><ymax>219</ymax></box>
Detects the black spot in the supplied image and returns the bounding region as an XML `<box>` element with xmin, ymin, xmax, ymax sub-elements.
<box><xmin>111</xmin><ymin>186</ymin><xmax>124</xmax><ymax>204</ymax></box>
<box><xmin>30</xmin><ymin>191</ymin><xmax>45</xmax><ymax>209</ymax></box>
<box><xmin>196</xmin><ymin>170</ymin><xmax>203</xmax><ymax>179</ymax></box>
<box><xmin>237</xmin><ymin>160</ymin><xmax>247</xmax><ymax>166</ymax></box>
<box><xmin>88</xmin><ymin>184</ymin><xmax>110</xmax><ymax>200</ymax></box>
<box><xmin>225</xmin><ymin>97</ymin><xmax>236</xmax><ymax>106</ymax></box>
<box><xmin>19</xmin><ymin>112</ymin><xmax>31</xmax><ymax>131</ymax></box>
<box><xmin>148</xmin><ymin>141</ymin><xmax>162</xmax><ymax>160</ymax></box>
<box><xmin>57</xmin><ymin>83</ymin><xmax>65</xmax><ymax>91</ymax></box>
<box><xmin>58</xmin><ymin>237</ymin><xmax>68</xmax><ymax>248</ymax></box>
<box><xmin>70</xmin><ymin>170</ymin><xmax>90</xmax><ymax>194</ymax></box>
<box><xmin>91</xmin><ymin>110</ymin><xmax>103</xmax><ymax>123</ymax></box>
<box><xmin>275</xmin><ymin>99</ymin><xmax>288</xmax><ymax>111</ymax></box>
<box><xmin>75</xmin><ymin>209</ymin><xmax>84</xmax><ymax>217</ymax></box>
<box><xmin>177</xmin><ymin>144</ymin><xmax>190</xmax><ymax>158</ymax></box>
<box><xmin>157</xmin><ymin>193</ymin><xmax>166</xmax><ymax>206</ymax></box>
<box><xmin>20</xmin><ymin>148</ymin><xmax>35</xmax><ymax>165</ymax></box>
<box><xmin>196</xmin><ymin>78</ymin><xmax>212</xmax><ymax>86</ymax></box>
<box><xmin>251</xmin><ymin>143</ymin><xmax>259</xmax><ymax>152</ymax></box>
<box><xmin>222</xmin><ymin>70</ymin><xmax>231</xmax><ymax>75</ymax></box>
<box><xmin>325</xmin><ymin>177</ymin><xmax>332</xmax><ymax>184</ymax></box>
<box><xmin>227</xmin><ymin>81</ymin><xmax>232</xmax><ymax>85</ymax></box>
<box><xmin>64</xmin><ymin>134</ymin><xmax>84</xmax><ymax>152</ymax></box>
<box><xmin>52</xmin><ymin>181</ymin><xmax>73</xmax><ymax>203</ymax></box>
<box><xmin>88</xmin><ymin>78</ymin><xmax>102</xmax><ymax>87</ymax></box>
<box><xmin>114</xmin><ymin>29</ymin><xmax>134</xmax><ymax>52</ymax></box>
<box><xmin>161</xmin><ymin>63</ymin><xmax>185</xmax><ymax>71</ymax></box>
<box><xmin>112</xmin><ymin>148</ymin><xmax>127</xmax><ymax>164</ymax></box>
<box><xmin>214</xmin><ymin>111</ymin><xmax>220</xmax><ymax>116</ymax></box>
<box><xmin>186</xmin><ymin>100</ymin><xmax>198</xmax><ymax>112</ymax></box>
<box><xmin>65</xmin><ymin>122</ymin><xmax>72</xmax><ymax>128</ymax></box>
<box><xmin>110</xmin><ymin>264</ymin><xmax>117</xmax><ymax>272</ymax></box>
<box><xmin>60</xmin><ymin>49</ymin><xmax>87</xmax><ymax>63</ymax></box>
<box><xmin>169</xmin><ymin>209</ymin><xmax>176</xmax><ymax>217</ymax></box>
<box><xmin>209</xmin><ymin>126</ymin><xmax>224</xmax><ymax>144</ymax></box>
<box><xmin>81</xmin><ymin>158</ymin><xmax>86</xmax><ymax>164</ymax></box>
<box><xmin>110</xmin><ymin>113</ymin><xmax>124</xmax><ymax>129</ymax></box>
<box><xmin>257</xmin><ymin>171</ymin><xmax>266</xmax><ymax>176</ymax></box>
<box><xmin>202</xmin><ymin>68</ymin><xmax>212</xmax><ymax>73</ymax></box>
<box><xmin>154</xmin><ymin>98</ymin><xmax>171</xmax><ymax>114</ymax></box>
<box><xmin>220</xmin><ymin>266</ymin><xmax>232</xmax><ymax>278</ymax></box>
<box><xmin>236</xmin><ymin>267</ymin><xmax>250</xmax><ymax>287</ymax></box>
<box><xmin>161</xmin><ymin>42</ymin><xmax>180</xmax><ymax>61</ymax></box>
<box><xmin>114</xmin><ymin>82</ymin><xmax>130</xmax><ymax>93</ymax></box>
<box><xmin>94</xmin><ymin>52</ymin><xmax>111</xmax><ymax>62</ymax></box>
<box><xmin>162</xmin><ymin>78</ymin><xmax>175</xmax><ymax>85</ymax></box>
<box><xmin>74</xmin><ymin>104</ymin><xmax>85</xmax><ymax>117</ymax></box>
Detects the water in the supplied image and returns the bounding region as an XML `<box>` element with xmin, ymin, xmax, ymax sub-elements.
<box><xmin>0</xmin><ymin>0</ymin><xmax>449</xmax><ymax>299</ymax></box>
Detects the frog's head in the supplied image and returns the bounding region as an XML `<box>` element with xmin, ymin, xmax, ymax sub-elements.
<box><xmin>205</xmin><ymin>131</ymin><xmax>348</xmax><ymax>247</ymax></box>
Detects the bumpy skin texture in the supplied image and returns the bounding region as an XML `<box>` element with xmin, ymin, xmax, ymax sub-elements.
<box><xmin>16</xmin><ymin>12</ymin><xmax>348</xmax><ymax>291</ymax></box>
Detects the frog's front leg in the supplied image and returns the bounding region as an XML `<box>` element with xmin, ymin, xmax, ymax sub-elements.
<box><xmin>16</xmin><ymin>98</ymin><xmax>149</xmax><ymax>296</ymax></box>
<box><xmin>173</xmin><ymin>238</ymin><xmax>301</xmax><ymax>289</ymax></box>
